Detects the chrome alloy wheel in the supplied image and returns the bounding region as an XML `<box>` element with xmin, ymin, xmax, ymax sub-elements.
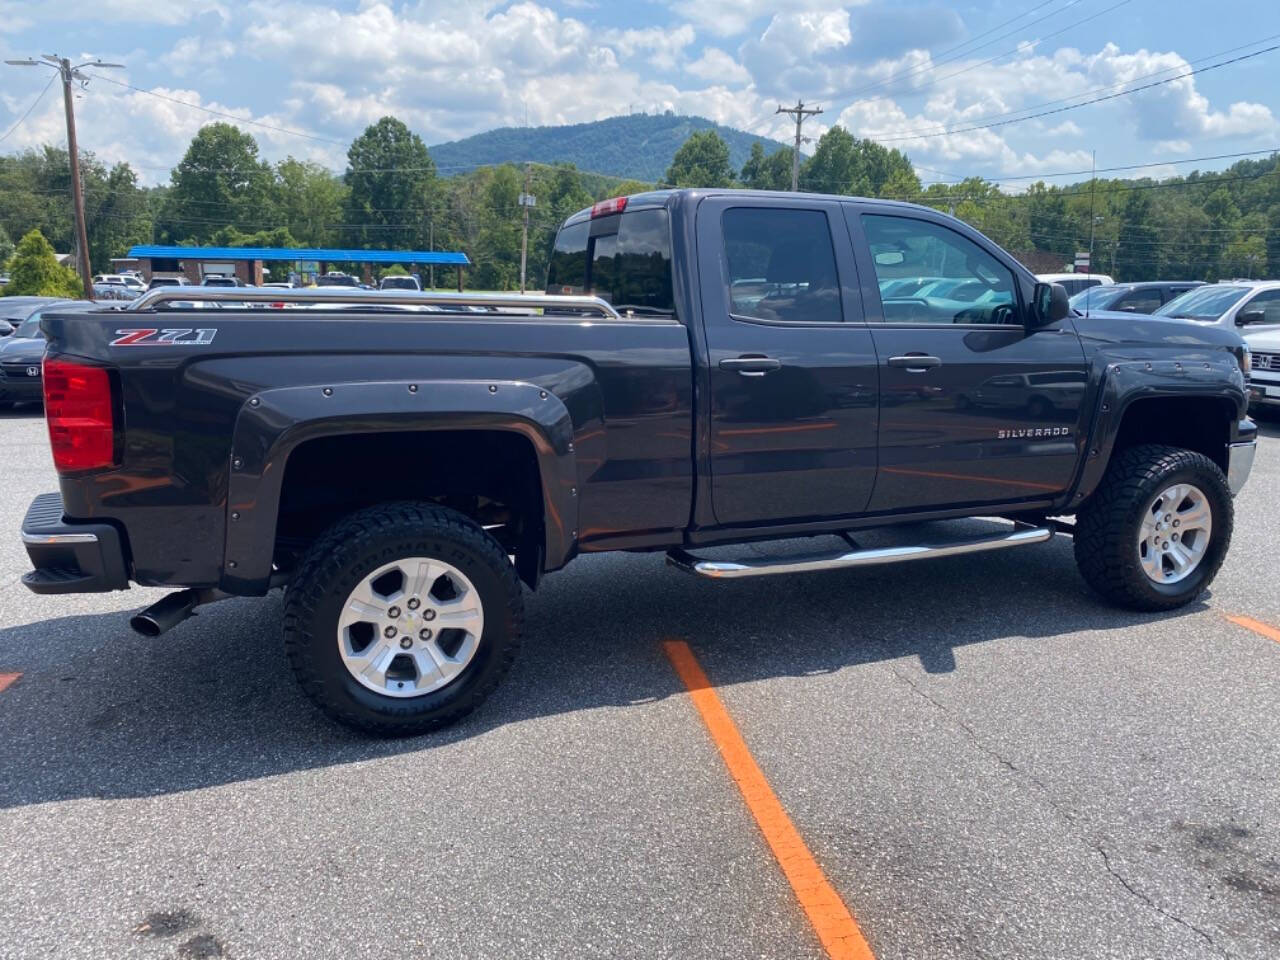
<box><xmin>337</xmin><ymin>557</ymin><xmax>484</xmax><ymax>698</ymax></box>
<box><xmin>1137</xmin><ymin>483</ymin><xmax>1212</xmax><ymax>585</ymax></box>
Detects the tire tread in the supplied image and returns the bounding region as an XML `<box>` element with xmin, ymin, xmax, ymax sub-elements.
<box><xmin>282</xmin><ymin>501</ymin><xmax>523</xmax><ymax>735</ymax></box>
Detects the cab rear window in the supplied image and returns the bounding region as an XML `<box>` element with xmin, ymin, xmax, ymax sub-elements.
<box><xmin>546</xmin><ymin>209</ymin><xmax>674</xmax><ymax>314</ymax></box>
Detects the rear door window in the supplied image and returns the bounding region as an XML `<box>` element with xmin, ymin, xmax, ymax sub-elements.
<box><xmin>546</xmin><ymin>209</ymin><xmax>673</xmax><ymax>313</ymax></box>
<box><xmin>722</xmin><ymin>208</ymin><xmax>843</xmax><ymax>324</ymax></box>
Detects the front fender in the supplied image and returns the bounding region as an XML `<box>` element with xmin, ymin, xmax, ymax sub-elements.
<box><xmin>220</xmin><ymin>379</ymin><xmax>577</xmax><ymax>594</ymax></box>
<box><xmin>1067</xmin><ymin>356</ymin><xmax>1247</xmax><ymax>507</ymax></box>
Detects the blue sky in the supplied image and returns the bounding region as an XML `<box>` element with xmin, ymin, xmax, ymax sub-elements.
<box><xmin>1</xmin><ymin>0</ymin><xmax>1277</xmax><ymax>187</ymax></box>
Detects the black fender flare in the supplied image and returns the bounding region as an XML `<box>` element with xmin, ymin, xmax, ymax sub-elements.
<box><xmin>1065</xmin><ymin>356</ymin><xmax>1247</xmax><ymax>508</ymax></box>
<box><xmin>220</xmin><ymin>378</ymin><xmax>577</xmax><ymax>594</ymax></box>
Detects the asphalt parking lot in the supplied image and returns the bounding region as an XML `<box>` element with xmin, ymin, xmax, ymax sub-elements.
<box><xmin>1</xmin><ymin>404</ymin><xmax>1278</xmax><ymax>960</ymax></box>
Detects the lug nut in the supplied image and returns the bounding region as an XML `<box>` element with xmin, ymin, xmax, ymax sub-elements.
<box><xmin>384</xmin><ymin>625</ymin><xmax>397</xmax><ymax>638</ymax></box>
<box><xmin>1172</xmin><ymin>519</ymin><xmax>1180</xmax><ymax>527</ymax></box>
<box><xmin>422</xmin><ymin>609</ymin><xmax>436</xmax><ymax>621</ymax></box>
<box><xmin>388</xmin><ymin>606</ymin><xmax>401</xmax><ymax>619</ymax></box>
<box><xmin>407</xmin><ymin>597</ymin><xmax>420</xmax><ymax>610</ymax></box>
<box><xmin>399</xmin><ymin>637</ymin><xmax>412</xmax><ymax>649</ymax></box>
<box><xmin>1172</xmin><ymin>533</ymin><xmax>1179</xmax><ymax>542</ymax></box>
<box><xmin>419</xmin><ymin>628</ymin><xmax>432</xmax><ymax>641</ymax></box>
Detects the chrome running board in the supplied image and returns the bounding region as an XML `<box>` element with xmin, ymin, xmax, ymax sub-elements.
<box><xmin>666</xmin><ymin>523</ymin><xmax>1054</xmax><ymax>580</ymax></box>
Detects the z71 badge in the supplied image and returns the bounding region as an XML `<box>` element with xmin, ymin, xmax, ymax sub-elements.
<box><xmin>111</xmin><ymin>328</ymin><xmax>217</xmax><ymax>347</ymax></box>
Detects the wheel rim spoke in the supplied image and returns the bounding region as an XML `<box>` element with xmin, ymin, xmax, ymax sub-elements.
<box><xmin>1135</xmin><ymin>482</ymin><xmax>1213</xmax><ymax>586</ymax></box>
<box><xmin>434</xmin><ymin>595</ymin><xmax>483</xmax><ymax>635</ymax></box>
<box><xmin>336</xmin><ymin>556</ymin><xmax>485</xmax><ymax>699</ymax></box>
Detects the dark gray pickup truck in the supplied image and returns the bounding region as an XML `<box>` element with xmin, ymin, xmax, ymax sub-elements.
<box><xmin>22</xmin><ymin>189</ymin><xmax>1257</xmax><ymax>733</ymax></box>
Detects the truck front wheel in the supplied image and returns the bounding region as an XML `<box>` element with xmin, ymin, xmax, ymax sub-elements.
<box><xmin>283</xmin><ymin>502</ymin><xmax>523</xmax><ymax>735</ymax></box>
<box><xmin>1073</xmin><ymin>444</ymin><xmax>1233</xmax><ymax>611</ymax></box>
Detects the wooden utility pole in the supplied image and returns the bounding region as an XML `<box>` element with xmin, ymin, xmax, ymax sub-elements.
<box><xmin>57</xmin><ymin>58</ymin><xmax>93</xmax><ymax>298</ymax></box>
<box><xmin>4</xmin><ymin>54</ymin><xmax>123</xmax><ymax>298</ymax></box>
<box><xmin>776</xmin><ymin>101</ymin><xmax>822</xmax><ymax>192</ymax></box>
<box><xmin>518</xmin><ymin>164</ymin><xmax>535</xmax><ymax>294</ymax></box>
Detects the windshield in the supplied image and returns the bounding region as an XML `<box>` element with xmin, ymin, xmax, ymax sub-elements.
<box><xmin>15</xmin><ymin>316</ymin><xmax>44</xmax><ymax>338</ymax></box>
<box><xmin>1154</xmin><ymin>285</ymin><xmax>1248</xmax><ymax>320</ymax></box>
<box><xmin>1069</xmin><ymin>286</ymin><xmax>1124</xmax><ymax>311</ymax></box>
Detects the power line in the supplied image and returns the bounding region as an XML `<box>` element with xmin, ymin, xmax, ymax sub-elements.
<box><xmin>864</xmin><ymin>44</ymin><xmax>1280</xmax><ymax>143</ymax></box>
<box><xmin>847</xmin><ymin>0</ymin><xmax>1135</xmax><ymax>109</ymax></box>
<box><xmin>0</xmin><ymin>72</ymin><xmax>56</xmax><ymax>144</ymax></box>
<box><xmin>844</xmin><ymin>0</ymin><xmax>1086</xmax><ymax>101</ymax></box>
<box><xmin>856</xmin><ymin>34</ymin><xmax>1280</xmax><ymax>143</ymax></box>
<box><xmin>84</xmin><ymin>72</ymin><xmax>348</xmax><ymax>146</ymax></box>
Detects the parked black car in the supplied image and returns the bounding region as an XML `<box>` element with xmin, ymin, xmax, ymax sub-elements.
<box><xmin>0</xmin><ymin>300</ymin><xmax>99</xmax><ymax>408</ymax></box>
<box><xmin>1069</xmin><ymin>281</ymin><xmax>1204</xmax><ymax>314</ymax></box>
<box><xmin>22</xmin><ymin>189</ymin><xmax>1256</xmax><ymax>735</ymax></box>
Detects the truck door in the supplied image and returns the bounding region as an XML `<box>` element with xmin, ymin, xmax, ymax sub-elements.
<box><xmin>846</xmin><ymin>206</ymin><xmax>1089</xmax><ymax>512</ymax></box>
<box><xmin>696</xmin><ymin>196</ymin><xmax>879</xmax><ymax>526</ymax></box>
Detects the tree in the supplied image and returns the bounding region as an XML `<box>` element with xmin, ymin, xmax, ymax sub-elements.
<box><xmin>604</xmin><ymin>178</ymin><xmax>652</xmax><ymax>200</ymax></box>
<box><xmin>1223</xmin><ymin>235</ymin><xmax>1267</xmax><ymax>279</ymax></box>
<box><xmin>740</xmin><ymin>142</ymin><xmax>792</xmax><ymax>191</ymax></box>
<box><xmin>664</xmin><ymin>130</ymin><xmax>734</xmax><ymax>188</ymax></box>
<box><xmin>0</xmin><ymin>225</ymin><xmax>13</xmax><ymax>267</ymax></box>
<box><xmin>1113</xmin><ymin>189</ymin><xmax>1158</xmax><ymax>281</ymax></box>
<box><xmin>161</xmin><ymin>124</ymin><xmax>274</xmax><ymax>244</ymax></box>
<box><xmin>3</xmin><ymin>229</ymin><xmax>82</xmax><ymax>297</ymax></box>
<box><xmin>800</xmin><ymin>125</ymin><xmax>917</xmax><ymax>196</ymax></box>
<box><xmin>275</xmin><ymin>158</ymin><xmax>345</xmax><ymax>247</ymax></box>
<box><xmin>343</xmin><ymin>117</ymin><xmax>436</xmax><ymax>249</ymax></box>
<box><xmin>801</xmin><ymin>126</ymin><xmax>868</xmax><ymax>195</ymax></box>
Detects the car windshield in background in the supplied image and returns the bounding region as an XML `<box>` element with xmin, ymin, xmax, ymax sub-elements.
<box><xmin>14</xmin><ymin>317</ymin><xmax>43</xmax><ymax>338</ymax></box>
<box><xmin>1069</xmin><ymin>286</ymin><xmax>1124</xmax><ymax>311</ymax></box>
<box><xmin>1154</xmin><ymin>285</ymin><xmax>1248</xmax><ymax>320</ymax></box>
<box><xmin>546</xmin><ymin>208</ymin><xmax>674</xmax><ymax>313</ymax></box>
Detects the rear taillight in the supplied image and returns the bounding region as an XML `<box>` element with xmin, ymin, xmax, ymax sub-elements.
<box><xmin>591</xmin><ymin>196</ymin><xmax>627</xmax><ymax>218</ymax></box>
<box><xmin>43</xmin><ymin>357</ymin><xmax>116</xmax><ymax>473</ymax></box>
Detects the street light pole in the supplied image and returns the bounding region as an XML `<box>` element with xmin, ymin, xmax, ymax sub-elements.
<box><xmin>4</xmin><ymin>54</ymin><xmax>124</xmax><ymax>299</ymax></box>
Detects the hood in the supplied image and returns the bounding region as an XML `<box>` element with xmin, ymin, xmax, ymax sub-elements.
<box><xmin>1244</xmin><ymin>327</ymin><xmax>1280</xmax><ymax>351</ymax></box>
<box><xmin>0</xmin><ymin>336</ymin><xmax>46</xmax><ymax>362</ymax></box>
<box><xmin>1072</xmin><ymin>309</ymin><xmax>1245</xmax><ymax>353</ymax></box>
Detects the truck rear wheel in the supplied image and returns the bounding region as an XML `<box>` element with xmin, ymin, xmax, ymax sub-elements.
<box><xmin>1073</xmin><ymin>444</ymin><xmax>1233</xmax><ymax>611</ymax></box>
<box><xmin>283</xmin><ymin>502</ymin><xmax>523</xmax><ymax>735</ymax></box>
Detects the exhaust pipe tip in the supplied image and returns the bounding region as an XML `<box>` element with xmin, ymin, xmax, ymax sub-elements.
<box><xmin>129</xmin><ymin>613</ymin><xmax>165</xmax><ymax>638</ymax></box>
<box><xmin>128</xmin><ymin>588</ymin><xmax>203</xmax><ymax>638</ymax></box>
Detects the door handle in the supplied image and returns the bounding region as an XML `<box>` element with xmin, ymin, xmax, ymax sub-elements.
<box><xmin>719</xmin><ymin>356</ymin><xmax>782</xmax><ymax>377</ymax></box>
<box><xmin>888</xmin><ymin>354</ymin><xmax>942</xmax><ymax>372</ymax></box>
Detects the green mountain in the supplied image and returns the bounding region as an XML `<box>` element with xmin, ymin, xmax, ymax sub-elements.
<box><xmin>429</xmin><ymin>113</ymin><xmax>792</xmax><ymax>184</ymax></box>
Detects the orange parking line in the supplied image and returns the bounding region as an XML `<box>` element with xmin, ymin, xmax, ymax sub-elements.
<box><xmin>1226</xmin><ymin>615</ymin><xmax>1280</xmax><ymax>644</ymax></box>
<box><xmin>663</xmin><ymin>640</ymin><xmax>875</xmax><ymax>960</ymax></box>
<box><xmin>0</xmin><ymin>672</ymin><xmax>21</xmax><ymax>693</ymax></box>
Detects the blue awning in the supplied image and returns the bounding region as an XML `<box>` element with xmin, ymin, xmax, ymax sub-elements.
<box><xmin>127</xmin><ymin>245</ymin><xmax>470</xmax><ymax>266</ymax></box>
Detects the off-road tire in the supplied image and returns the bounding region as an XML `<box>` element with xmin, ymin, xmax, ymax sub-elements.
<box><xmin>284</xmin><ymin>501</ymin><xmax>523</xmax><ymax>735</ymax></box>
<box><xmin>1074</xmin><ymin>444</ymin><xmax>1233</xmax><ymax>611</ymax></box>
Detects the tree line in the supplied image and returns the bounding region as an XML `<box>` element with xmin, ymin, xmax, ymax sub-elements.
<box><xmin>2</xmin><ymin>115</ymin><xmax>1277</xmax><ymax>291</ymax></box>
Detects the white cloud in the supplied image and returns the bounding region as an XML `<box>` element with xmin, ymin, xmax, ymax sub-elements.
<box><xmin>665</xmin><ymin>0</ymin><xmax>861</xmax><ymax>38</ymax></box>
<box><xmin>2</xmin><ymin>0</ymin><xmax>1274</xmax><ymax>189</ymax></box>
<box><xmin>685</xmin><ymin>47</ymin><xmax>751</xmax><ymax>86</ymax></box>
<box><xmin>160</xmin><ymin>36</ymin><xmax>235</xmax><ymax>77</ymax></box>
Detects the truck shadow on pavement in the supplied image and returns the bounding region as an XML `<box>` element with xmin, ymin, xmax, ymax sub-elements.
<box><xmin>0</xmin><ymin>524</ymin><xmax>1212</xmax><ymax>808</ymax></box>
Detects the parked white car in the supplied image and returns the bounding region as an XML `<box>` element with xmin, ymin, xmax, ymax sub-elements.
<box><xmin>93</xmin><ymin>273</ymin><xmax>146</xmax><ymax>293</ymax></box>
<box><xmin>1244</xmin><ymin>326</ymin><xmax>1280</xmax><ymax>414</ymax></box>
<box><xmin>1153</xmin><ymin>281</ymin><xmax>1280</xmax><ymax>331</ymax></box>
<box><xmin>1036</xmin><ymin>271</ymin><xmax>1115</xmax><ymax>296</ymax></box>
